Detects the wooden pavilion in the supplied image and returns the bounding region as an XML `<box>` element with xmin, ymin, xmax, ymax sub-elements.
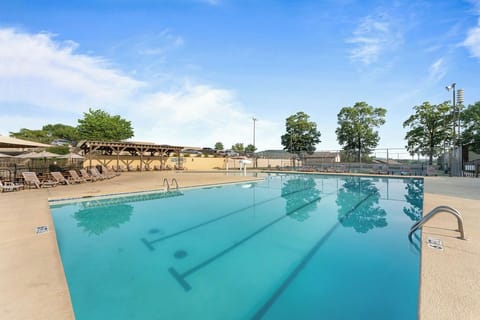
<box><xmin>78</xmin><ymin>141</ymin><xmax>183</xmax><ymax>171</ymax></box>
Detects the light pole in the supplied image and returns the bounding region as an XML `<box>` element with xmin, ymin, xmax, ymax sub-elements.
<box><xmin>456</xmin><ymin>89</ymin><xmax>465</xmax><ymax>175</ymax></box>
<box><xmin>252</xmin><ymin>117</ymin><xmax>257</xmax><ymax>168</ymax></box>
<box><xmin>445</xmin><ymin>83</ymin><xmax>456</xmax><ymax>176</ymax></box>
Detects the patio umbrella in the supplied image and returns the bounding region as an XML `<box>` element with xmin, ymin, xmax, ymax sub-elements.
<box><xmin>15</xmin><ymin>151</ymin><xmax>59</xmax><ymax>158</ymax></box>
<box><xmin>59</xmin><ymin>153</ymin><xmax>84</xmax><ymax>160</ymax></box>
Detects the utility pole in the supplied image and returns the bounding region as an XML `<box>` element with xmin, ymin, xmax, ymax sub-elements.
<box><xmin>252</xmin><ymin>117</ymin><xmax>257</xmax><ymax>168</ymax></box>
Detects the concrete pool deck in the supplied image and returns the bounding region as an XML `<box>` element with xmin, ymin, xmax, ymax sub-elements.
<box><xmin>0</xmin><ymin>172</ymin><xmax>478</xmax><ymax>319</ymax></box>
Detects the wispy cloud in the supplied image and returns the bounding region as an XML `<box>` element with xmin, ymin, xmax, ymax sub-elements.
<box><xmin>347</xmin><ymin>12</ymin><xmax>402</xmax><ymax>65</ymax></box>
<box><xmin>463</xmin><ymin>18</ymin><xmax>480</xmax><ymax>58</ymax></box>
<box><xmin>134</xmin><ymin>29</ymin><xmax>184</xmax><ymax>56</ymax></box>
<box><xmin>428</xmin><ymin>58</ymin><xmax>447</xmax><ymax>81</ymax></box>
<box><xmin>0</xmin><ymin>28</ymin><xmax>281</xmax><ymax>149</ymax></box>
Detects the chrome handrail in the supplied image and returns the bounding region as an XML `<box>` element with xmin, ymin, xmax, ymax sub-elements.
<box><xmin>408</xmin><ymin>205</ymin><xmax>465</xmax><ymax>240</ymax></box>
<box><xmin>163</xmin><ymin>178</ymin><xmax>170</xmax><ymax>191</ymax></box>
<box><xmin>171</xmin><ymin>178</ymin><xmax>179</xmax><ymax>190</ymax></box>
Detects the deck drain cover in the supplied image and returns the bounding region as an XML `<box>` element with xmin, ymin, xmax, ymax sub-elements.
<box><xmin>427</xmin><ymin>237</ymin><xmax>444</xmax><ymax>251</ymax></box>
<box><xmin>36</xmin><ymin>225</ymin><xmax>49</xmax><ymax>234</ymax></box>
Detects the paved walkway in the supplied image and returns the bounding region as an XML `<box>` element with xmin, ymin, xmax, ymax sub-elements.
<box><xmin>420</xmin><ymin>177</ymin><xmax>480</xmax><ymax>320</ymax></box>
<box><xmin>0</xmin><ymin>172</ymin><xmax>478</xmax><ymax>319</ymax></box>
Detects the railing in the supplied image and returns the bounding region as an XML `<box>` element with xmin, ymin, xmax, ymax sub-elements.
<box><xmin>171</xmin><ymin>178</ymin><xmax>179</xmax><ymax>190</ymax></box>
<box><xmin>163</xmin><ymin>178</ymin><xmax>170</xmax><ymax>191</ymax></box>
<box><xmin>163</xmin><ymin>178</ymin><xmax>179</xmax><ymax>191</ymax></box>
<box><xmin>408</xmin><ymin>205</ymin><xmax>466</xmax><ymax>241</ymax></box>
<box><xmin>463</xmin><ymin>159</ymin><xmax>480</xmax><ymax>177</ymax></box>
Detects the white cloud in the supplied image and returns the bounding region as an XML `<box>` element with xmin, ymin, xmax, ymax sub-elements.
<box><xmin>0</xmin><ymin>28</ymin><xmax>144</xmax><ymax>111</ymax></box>
<box><xmin>428</xmin><ymin>58</ymin><xmax>447</xmax><ymax>81</ymax></box>
<box><xmin>137</xmin><ymin>29</ymin><xmax>184</xmax><ymax>56</ymax></box>
<box><xmin>463</xmin><ymin>18</ymin><xmax>480</xmax><ymax>58</ymax></box>
<box><xmin>0</xmin><ymin>28</ymin><xmax>282</xmax><ymax>150</ymax></box>
<box><xmin>347</xmin><ymin>12</ymin><xmax>402</xmax><ymax>65</ymax></box>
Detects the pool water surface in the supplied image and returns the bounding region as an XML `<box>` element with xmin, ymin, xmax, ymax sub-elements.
<box><xmin>50</xmin><ymin>174</ymin><xmax>423</xmax><ymax>319</ymax></box>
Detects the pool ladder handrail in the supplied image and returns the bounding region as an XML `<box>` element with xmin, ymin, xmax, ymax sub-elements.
<box><xmin>163</xmin><ymin>178</ymin><xmax>179</xmax><ymax>191</ymax></box>
<box><xmin>171</xmin><ymin>178</ymin><xmax>179</xmax><ymax>190</ymax></box>
<box><xmin>408</xmin><ymin>205</ymin><xmax>466</xmax><ymax>240</ymax></box>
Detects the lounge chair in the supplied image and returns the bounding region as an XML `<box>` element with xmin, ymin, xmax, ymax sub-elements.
<box><xmin>51</xmin><ymin>171</ymin><xmax>70</xmax><ymax>185</ymax></box>
<box><xmin>90</xmin><ymin>167</ymin><xmax>109</xmax><ymax>180</ymax></box>
<box><xmin>68</xmin><ymin>170</ymin><xmax>86</xmax><ymax>183</ymax></box>
<box><xmin>0</xmin><ymin>179</ymin><xmax>24</xmax><ymax>192</ymax></box>
<box><xmin>79</xmin><ymin>169</ymin><xmax>97</xmax><ymax>182</ymax></box>
<box><xmin>22</xmin><ymin>172</ymin><xmax>57</xmax><ymax>189</ymax></box>
<box><xmin>101</xmin><ymin>165</ymin><xmax>120</xmax><ymax>177</ymax></box>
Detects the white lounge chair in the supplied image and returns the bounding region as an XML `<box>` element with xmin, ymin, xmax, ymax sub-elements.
<box><xmin>51</xmin><ymin>171</ymin><xmax>70</xmax><ymax>185</ymax></box>
<box><xmin>22</xmin><ymin>172</ymin><xmax>57</xmax><ymax>189</ymax></box>
<box><xmin>0</xmin><ymin>179</ymin><xmax>24</xmax><ymax>192</ymax></box>
<box><xmin>68</xmin><ymin>170</ymin><xmax>86</xmax><ymax>183</ymax></box>
<box><xmin>79</xmin><ymin>169</ymin><xmax>97</xmax><ymax>182</ymax></box>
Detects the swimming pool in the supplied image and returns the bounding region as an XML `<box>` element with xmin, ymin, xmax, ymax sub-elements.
<box><xmin>50</xmin><ymin>174</ymin><xmax>423</xmax><ymax>319</ymax></box>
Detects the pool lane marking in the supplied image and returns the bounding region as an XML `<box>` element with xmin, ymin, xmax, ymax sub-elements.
<box><xmin>141</xmin><ymin>185</ymin><xmax>319</xmax><ymax>251</ymax></box>
<box><xmin>168</xmin><ymin>195</ymin><xmax>325</xmax><ymax>292</ymax></box>
<box><xmin>251</xmin><ymin>193</ymin><xmax>374</xmax><ymax>320</ymax></box>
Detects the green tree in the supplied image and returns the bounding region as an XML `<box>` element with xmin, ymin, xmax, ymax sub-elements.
<box><xmin>10</xmin><ymin>124</ymin><xmax>80</xmax><ymax>144</ymax></box>
<box><xmin>245</xmin><ymin>144</ymin><xmax>257</xmax><ymax>155</ymax></box>
<box><xmin>46</xmin><ymin>145</ymin><xmax>70</xmax><ymax>155</ymax></box>
<box><xmin>281</xmin><ymin>111</ymin><xmax>321</xmax><ymax>158</ymax></box>
<box><xmin>461</xmin><ymin>101</ymin><xmax>480</xmax><ymax>153</ymax></box>
<box><xmin>231</xmin><ymin>143</ymin><xmax>245</xmax><ymax>154</ymax></box>
<box><xmin>10</xmin><ymin>128</ymin><xmax>50</xmax><ymax>143</ymax></box>
<box><xmin>336</xmin><ymin>102</ymin><xmax>386</xmax><ymax>162</ymax></box>
<box><xmin>403</xmin><ymin>101</ymin><xmax>450</xmax><ymax>165</ymax></box>
<box><xmin>77</xmin><ymin>108</ymin><xmax>134</xmax><ymax>141</ymax></box>
<box><xmin>42</xmin><ymin>124</ymin><xmax>80</xmax><ymax>143</ymax></box>
<box><xmin>214</xmin><ymin>142</ymin><xmax>224</xmax><ymax>151</ymax></box>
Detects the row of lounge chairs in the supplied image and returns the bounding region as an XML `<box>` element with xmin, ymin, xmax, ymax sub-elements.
<box><xmin>110</xmin><ymin>164</ymin><xmax>183</xmax><ymax>171</ymax></box>
<box><xmin>0</xmin><ymin>166</ymin><xmax>120</xmax><ymax>191</ymax></box>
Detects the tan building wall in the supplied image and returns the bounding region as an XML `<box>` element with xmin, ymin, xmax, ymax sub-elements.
<box><xmin>83</xmin><ymin>156</ymin><xmax>298</xmax><ymax>171</ymax></box>
<box><xmin>84</xmin><ymin>155</ymin><xmax>228</xmax><ymax>171</ymax></box>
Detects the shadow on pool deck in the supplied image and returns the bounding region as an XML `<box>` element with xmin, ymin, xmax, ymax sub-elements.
<box><xmin>0</xmin><ymin>172</ymin><xmax>478</xmax><ymax>319</ymax></box>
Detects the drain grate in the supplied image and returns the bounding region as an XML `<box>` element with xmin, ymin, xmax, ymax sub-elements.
<box><xmin>36</xmin><ymin>225</ymin><xmax>49</xmax><ymax>235</ymax></box>
<box><xmin>427</xmin><ymin>237</ymin><xmax>444</xmax><ymax>251</ymax></box>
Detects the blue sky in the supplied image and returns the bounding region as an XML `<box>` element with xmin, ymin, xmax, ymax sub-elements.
<box><xmin>1</xmin><ymin>0</ymin><xmax>480</xmax><ymax>154</ymax></box>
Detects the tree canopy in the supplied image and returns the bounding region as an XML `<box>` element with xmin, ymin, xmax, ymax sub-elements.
<box><xmin>214</xmin><ymin>142</ymin><xmax>224</xmax><ymax>151</ymax></box>
<box><xmin>403</xmin><ymin>101</ymin><xmax>450</xmax><ymax>165</ymax></box>
<box><xmin>461</xmin><ymin>101</ymin><xmax>480</xmax><ymax>153</ymax></box>
<box><xmin>231</xmin><ymin>143</ymin><xmax>245</xmax><ymax>153</ymax></box>
<box><xmin>335</xmin><ymin>102</ymin><xmax>386</xmax><ymax>162</ymax></box>
<box><xmin>281</xmin><ymin>112</ymin><xmax>321</xmax><ymax>157</ymax></box>
<box><xmin>77</xmin><ymin>108</ymin><xmax>134</xmax><ymax>141</ymax></box>
<box><xmin>10</xmin><ymin>124</ymin><xmax>80</xmax><ymax>144</ymax></box>
<box><xmin>245</xmin><ymin>144</ymin><xmax>257</xmax><ymax>154</ymax></box>
<box><xmin>43</xmin><ymin>124</ymin><xmax>80</xmax><ymax>143</ymax></box>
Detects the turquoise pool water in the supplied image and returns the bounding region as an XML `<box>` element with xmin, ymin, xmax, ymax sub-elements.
<box><xmin>50</xmin><ymin>174</ymin><xmax>423</xmax><ymax>319</ymax></box>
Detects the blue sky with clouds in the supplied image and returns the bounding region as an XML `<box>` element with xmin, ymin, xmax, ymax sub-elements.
<box><xmin>1</xmin><ymin>0</ymin><xmax>480</xmax><ymax>152</ymax></box>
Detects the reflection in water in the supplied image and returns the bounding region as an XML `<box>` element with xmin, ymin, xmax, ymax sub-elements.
<box><xmin>281</xmin><ymin>177</ymin><xmax>320</xmax><ymax>222</ymax></box>
<box><xmin>403</xmin><ymin>179</ymin><xmax>424</xmax><ymax>221</ymax></box>
<box><xmin>336</xmin><ymin>177</ymin><xmax>387</xmax><ymax>233</ymax></box>
<box><xmin>74</xmin><ymin>204</ymin><xmax>133</xmax><ymax>235</ymax></box>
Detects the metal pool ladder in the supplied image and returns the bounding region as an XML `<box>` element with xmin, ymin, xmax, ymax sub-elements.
<box><xmin>171</xmin><ymin>178</ymin><xmax>179</xmax><ymax>190</ymax></box>
<box><xmin>408</xmin><ymin>206</ymin><xmax>466</xmax><ymax>240</ymax></box>
<box><xmin>163</xmin><ymin>178</ymin><xmax>179</xmax><ymax>191</ymax></box>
